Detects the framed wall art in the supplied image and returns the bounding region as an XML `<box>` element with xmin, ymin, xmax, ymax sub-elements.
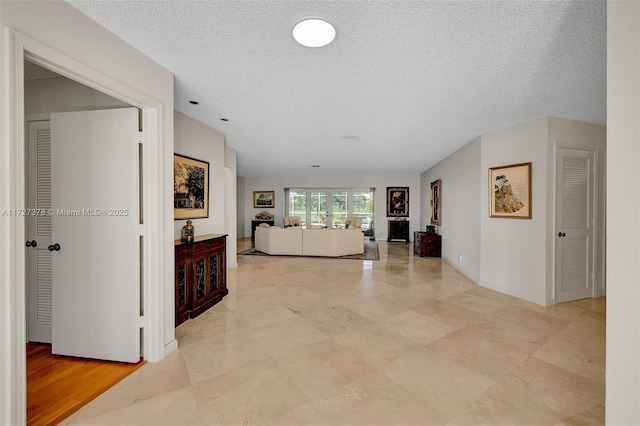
<box><xmin>253</xmin><ymin>191</ymin><xmax>275</xmax><ymax>208</ymax></box>
<box><xmin>489</xmin><ymin>162</ymin><xmax>532</xmax><ymax>219</ymax></box>
<box><xmin>386</xmin><ymin>186</ymin><xmax>409</xmax><ymax>217</ymax></box>
<box><xmin>430</xmin><ymin>179</ymin><xmax>441</xmax><ymax>225</ymax></box>
<box><xmin>174</xmin><ymin>153</ymin><xmax>209</xmax><ymax>219</ymax></box>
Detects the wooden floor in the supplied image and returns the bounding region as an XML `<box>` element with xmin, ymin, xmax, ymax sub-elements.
<box><xmin>27</xmin><ymin>343</ymin><xmax>145</xmax><ymax>426</ymax></box>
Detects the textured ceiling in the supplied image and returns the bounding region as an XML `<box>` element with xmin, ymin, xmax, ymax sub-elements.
<box><xmin>66</xmin><ymin>0</ymin><xmax>606</xmax><ymax>177</ymax></box>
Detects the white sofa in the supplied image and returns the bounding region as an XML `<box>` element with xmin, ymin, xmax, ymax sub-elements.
<box><xmin>255</xmin><ymin>227</ymin><xmax>303</xmax><ymax>255</ymax></box>
<box><xmin>255</xmin><ymin>227</ymin><xmax>363</xmax><ymax>257</ymax></box>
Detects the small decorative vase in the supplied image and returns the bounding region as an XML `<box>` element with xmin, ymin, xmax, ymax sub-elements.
<box><xmin>182</xmin><ymin>220</ymin><xmax>195</xmax><ymax>243</ymax></box>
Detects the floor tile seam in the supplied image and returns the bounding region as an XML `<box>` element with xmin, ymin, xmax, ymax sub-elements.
<box><xmin>511</xmin><ymin>356</ymin><xmax>606</xmax><ymax>396</ymax></box>
<box><xmin>570</xmin><ymin>402</ymin><xmax>607</xmax><ymax>422</ymax></box>
<box><xmin>481</xmin><ymin>308</ymin><xmax>572</xmax><ymax>343</ymax></box>
<box><xmin>181</xmin><ymin>337</ymin><xmax>272</xmax><ymax>386</ymax></box>
<box><xmin>529</xmin><ymin>351</ymin><xmax>606</xmax><ymax>385</ymax></box>
<box><xmin>305</xmin><ymin>369</ymin><xmax>448</xmax><ymax>425</ymax></box>
<box><xmin>177</xmin><ymin>325</ymin><xmax>253</xmax><ymax>350</ymax></box>
<box><xmin>518</xmin><ymin>303</ymin><xmax>590</xmax><ymax>322</ymax></box>
<box><xmin>258</xmin><ymin>355</ymin><xmax>316</xmax><ymax>421</ymax></box>
<box><xmin>269</xmin><ymin>348</ymin><xmax>360</xmax><ymax>403</ymax></box>
<box><xmin>534</xmin><ymin>319</ymin><xmax>606</xmax><ymax>350</ymax></box>
<box><xmin>462</xmin><ymin>315</ymin><xmax>564</xmax><ymax>350</ymax></box>
<box><xmin>79</xmin><ymin>383</ymin><xmax>198</xmax><ymax>425</ymax></box>
<box><xmin>246</xmin><ymin>322</ymin><xmax>331</xmax><ymax>361</ymax></box>
<box><xmin>477</xmin><ymin>358</ymin><xmax>604</xmax><ymax>420</ymax></box>
<box><xmin>234</xmin><ymin>311</ymin><xmax>301</xmax><ymax>331</ymax></box>
<box><xmin>327</xmin><ymin>333</ymin><xmax>398</xmax><ymax>371</ymax></box>
<box><xmin>375</xmin><ymin>356</ymin><xmax>496</xmax><ymax>422</ymax></box>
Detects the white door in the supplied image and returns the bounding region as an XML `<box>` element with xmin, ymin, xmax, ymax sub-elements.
<box><xmin>555</xmin><ymin>147</ymin><xmax>596</xmax><ymax>303</ymax></box>
<box><xmin>26</xmin><ymin>120</ymin><xmax>53</xmax><ymax>343</ymax></box>
<box><xmin>51</xmin><ymin>108</ymin><xmax>141</xmax><ymax>363</ymax></box>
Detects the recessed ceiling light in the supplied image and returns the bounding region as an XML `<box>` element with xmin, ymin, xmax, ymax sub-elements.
<box><xmin>189</xmin><ymin>101</ymin><xmax>199</xmax><ymax>105</ymax></box>
<box><xmin>293</xmin><ymin>19</ymin><xmax>336</xmax><ymax>47</ymax></box>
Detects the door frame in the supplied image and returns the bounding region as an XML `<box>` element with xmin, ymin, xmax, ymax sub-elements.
<box><xmin>1</xmin><ymin>28</ymin><xmax>170</xmax><ymax>425</ymax></box>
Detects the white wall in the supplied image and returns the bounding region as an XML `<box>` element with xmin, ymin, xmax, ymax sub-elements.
<box><xmin>237</xmin><ymin>175</ymin><xmax>246</xmax><ymax>239</ymax></box>
<box><xmin>420</xmin><ymin>137</ymin><xmax>481</xmax><ymax>282</ymax></box>
<box><xmin>25</xmin><ymin>76</ymin><xmax>129</xmax><ymax>114</ymax></box>
<box><xmin>225</xmin><ymin>146</ymin><xmax>238</xmax><ymax>268</ymax></box>
<box><xmin>606</xmin><ymin>1</ymin><xmax>640</xmax><ymax>423</ymax></box>
<box><xmin>478</xmin><ymin>116</ymin><xmax>606</xmax><ymax>305</ymax></box>
<box><xmin>174</xmin><ymin>111</ymin><xmax>226</xmax><ymax>238</ymax></box>
<box><xmin>241</xmin><ymin>174</ymin><xmax>421</xmax><ymax>241</ymax></box>
<box><xmin>480</xmin><ymin>118</ymin><xmax>549</xmax><ymax>304</ymax></box>
<box><xmin>174</xmin><ymin>111</ymin><xmax>237</xmax><ymax>267</ymax></box>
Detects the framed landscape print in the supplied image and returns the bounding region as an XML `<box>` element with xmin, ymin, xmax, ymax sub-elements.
<box><xmin>430</xmin><ymin>179</ymin><xmax>441</xmax><ymax>225</ymax></box>
<box><xmin>386</xmin><ymin>187</ymin><xmax>409</xmax><ymax>217</ymax></box>
<box><xmin>254</xmin><ymin>191</ymin><xmax>275</xmax><ymax>208</ymax></box>
<box><xmin>174</xmin><ymin>153</ymin><xmax>209</xmax><ymax>219</ymax></box>
<box><xmin>489</xmin><ymin>162</ymin><xmax>532</xmax><ymax>219</ymax></box>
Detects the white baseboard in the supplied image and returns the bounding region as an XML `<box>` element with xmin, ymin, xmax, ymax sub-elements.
<box><xmin>163</xmin><ymin>339</ymin><xmax>178</xmax><ymax>359</ymax></box>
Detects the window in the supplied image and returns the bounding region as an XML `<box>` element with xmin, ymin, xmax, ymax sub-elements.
<box><xmin>286</xmin><ymin>188</ymin><xmax>374</xmax><ymax>232</ymax></box>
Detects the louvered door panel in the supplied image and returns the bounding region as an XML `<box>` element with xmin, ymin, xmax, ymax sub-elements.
<box><xmin>27</xmin><ymin>121</ymin><xmax>53</xmax><ymax>343</ymax></box>
<box><xmin>562</xmin><ymin>156</ymin><xmax>590</xmax><ymax>229</ymax></box>
<box><xmin>560</xmin><ymin>237</ymin><xmax>589</xmax><ymax>292</ymax></box>
<box><xmin>555</xmin><ymin>147</ymin><xmax>595</xmax><ymax>303</ymax></box>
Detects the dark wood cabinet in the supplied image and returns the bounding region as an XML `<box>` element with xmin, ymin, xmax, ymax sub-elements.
<box><xmin>175</xmin><ymin>234</ymin><xmax>228</xmax><ymax>326</ymax></box>
<box><xmin>414</xmin><ymin>231</ymin><xmax>441</xmax><ymax>257</ymax></box>
<box><xmin>251</xmin><ymin>220</ymin><xmax>275</xmax><ymax>244</ymax></box>
<box><xmin>388</xmin><ymin>220</ymin><xmax>410</xmax><ymax>243</ymax></box>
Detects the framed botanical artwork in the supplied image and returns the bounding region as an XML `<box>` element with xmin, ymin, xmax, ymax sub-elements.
<box><xmin>253</xmin><ymin>191</ymin><xmax>275</xmax><ymax>208</ymax></box>
<box><xmin>386</xmin><ymin>187</ymin><xmax>409</xmax><ymax>217</ymax></box>
<box><xmin>489</xmin><ymin>162</ymin><xmax>532</xmax><ymax>219</ymax></box>
<box><xmin>430</xmin><ymin>179</ymin><xmax>441</xmax><ymax>225</ymax></box>
<box><xmin>174</xmin><ymin>153</ymin><xmax>209</xmax><ymax>219</ymax></box>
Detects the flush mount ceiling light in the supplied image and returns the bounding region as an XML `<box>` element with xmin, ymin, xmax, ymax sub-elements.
<box><xmin>293</xmin><ymin>19</ymin><xmax>336</xmax><ymax>47</ymax></box>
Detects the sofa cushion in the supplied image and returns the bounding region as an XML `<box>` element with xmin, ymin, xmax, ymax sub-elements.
<box><xmin>302</xmin><ymin>228</ymin><xmax>363</xmax><ymax>257</ymax></box>
<box><xmin>255</xmin><ymin>227</ymin><xmax>302</xmax><ymax>255</ymax></box>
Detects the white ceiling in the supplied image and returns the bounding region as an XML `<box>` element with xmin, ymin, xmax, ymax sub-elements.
<box><xmin>66</xmin><ymin>0</ymin><xmax>606</xmax><ymax>178</ymax></box>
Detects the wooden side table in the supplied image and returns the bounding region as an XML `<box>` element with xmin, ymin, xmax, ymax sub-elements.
<box><xmin>414</xmin><ymin>231</ymin><xmax>442</xmax><ymax>257</ymax></box>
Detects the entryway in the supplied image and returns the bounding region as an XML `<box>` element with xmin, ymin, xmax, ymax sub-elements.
<box><xmin>24</xmin><ymin>60</ymin><xmax>145</xmax><ymax>422</ymax></box>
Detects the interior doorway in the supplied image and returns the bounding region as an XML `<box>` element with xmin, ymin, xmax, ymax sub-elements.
<box><xmin>554</xmin><ymin>146</ymin><xmax>598</xmax><ymax>303</ymax></box>
<box><xmin>24</xmin><ymin>60</ymin><xmax>144</xmax><ymax>420</ymax></box>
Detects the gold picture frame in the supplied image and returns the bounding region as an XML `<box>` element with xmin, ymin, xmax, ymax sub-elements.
<box><xmin>174</xmin><ymin>153</ymin><xmax>209</xmax><ymax>220</ymax></box>
<box><xmin>430</xmin><ymin>179</ymin><xmax>441</xmax><ymax>225</ymax></box>
<box><xmin>253</xmin><ymin>191</ymin><xmax>275</xmax><ymax>208</ymax></box>
<box><xmin>489</xmin><ymin>162</ymin><xmax>532</xmax><ymax>219</ymax></box>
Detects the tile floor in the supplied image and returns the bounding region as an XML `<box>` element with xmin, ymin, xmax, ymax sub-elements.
<box><xmin>62</xmin><ymin>239</ymin><xmax>605</xmax><ymax>425</ymax></box>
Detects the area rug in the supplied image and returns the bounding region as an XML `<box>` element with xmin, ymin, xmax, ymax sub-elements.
<box><xmin>239</xmin><ymin>240</ymin><xmax>379</xmax><ymax>260</ymax></box>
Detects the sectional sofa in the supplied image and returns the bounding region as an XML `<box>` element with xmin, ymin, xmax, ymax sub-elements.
<box><xmin>254</xmin><ymin>226</ymin><xmax>364</xmax><ymax>257</ymax></box>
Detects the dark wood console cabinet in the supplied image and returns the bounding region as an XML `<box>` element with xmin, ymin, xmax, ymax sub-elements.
<box><xmin>414</xmin><ymin>231</ymin><xmax>442</xmax><ymax>257</ymax></box>
<box><xmin>175</xmin><ymin>234</ymin><xmax>228</xmax><ymax>326</ymax></box>
<box><xmin>388</xmin><ymin>220</ymin><xmax>410</xmax><ymax>243</ymax></box>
